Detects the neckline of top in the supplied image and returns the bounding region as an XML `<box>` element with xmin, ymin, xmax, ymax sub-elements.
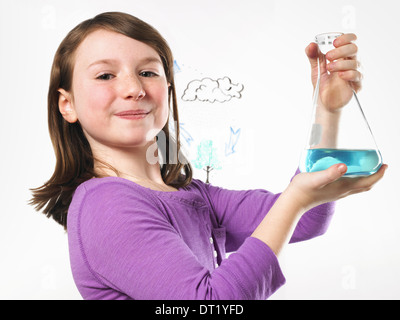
<box><xmin>87</xmin><ymin>176</ymin><xmax>209</xmax><ymax>208</ymax></box>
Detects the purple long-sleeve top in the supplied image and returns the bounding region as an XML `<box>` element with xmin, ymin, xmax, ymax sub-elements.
<box><xmin>67</xmin><ymin>175</ymin><xmax>335</xmax><ymax>300</ymax></box>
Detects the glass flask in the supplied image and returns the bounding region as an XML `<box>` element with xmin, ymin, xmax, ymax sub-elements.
<box><xmin>299</xmin><ymin>32</ymin><xmax>382</xmax><ymax>176</ymax></box>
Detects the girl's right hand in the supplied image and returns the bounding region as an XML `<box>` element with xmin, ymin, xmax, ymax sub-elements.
<box><xmin>287</xmin><ymin>163</ymin><xmax>388</xmax><ymax>212</ymax></box>
<box><xmin>305</xmin><ymin>33</ymin><xmax>362</xmax><ymax>112</ymax></box>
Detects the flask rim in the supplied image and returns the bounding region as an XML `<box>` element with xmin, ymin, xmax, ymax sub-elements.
<box><xmin>315</xmin><ymin>32</ymin><xmax>344</xmax><ymax>44</ymax></box>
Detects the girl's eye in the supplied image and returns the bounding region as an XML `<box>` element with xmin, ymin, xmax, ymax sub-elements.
<box><xmin>140</xmin><ymin>71</ymin><xmax>158</xmax><ymax>78</ymax></box>
<box><xmin>96</xmin><ymin>73</ymin><xmax>114</xmax><ymax>81</ymax></box>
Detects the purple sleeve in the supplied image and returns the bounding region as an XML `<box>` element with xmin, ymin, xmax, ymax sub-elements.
<box><xmin>289</xmin><ymin>169</ymin><xmax>336</xmax><ymax>243</ymax></box>
<box><xmin>289</xmin><ymin>202</ymin><xmax>335</xmax><ymax>243</ymax></box>
<box><xmin>201</xmin><ymin>183</ymin><xmax>280</xmax><ymax>252</ymax></box>
<box><xmin>202</xmin><ymin>177</ymin><xmax>335</xmax><ymax>251</ymax></box>
<box><xmin>75</xmin><ymin>183</ymin><xmax>285</xmax><ymax>300</ymax></box>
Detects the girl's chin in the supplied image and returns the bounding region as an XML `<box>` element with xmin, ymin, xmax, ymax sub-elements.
<box><xmin>110</xmin><ymin>136</ymin><xmax>158</xmax><ymax>149</ymax></box>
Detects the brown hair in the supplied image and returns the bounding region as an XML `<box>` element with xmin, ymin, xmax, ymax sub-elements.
<box><xmin>29</xmin><ymin>12</ymin><xmax>192</xmax><ymax>230</ymax></box>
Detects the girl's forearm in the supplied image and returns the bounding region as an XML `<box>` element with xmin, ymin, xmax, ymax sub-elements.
<box><xmin>314</xmin><ymin>103</ymin><xmax>341</xmax><ymax>148</ymax></box>
<box><xmin>250</xmin><ymin>188</ymin><xmax>306</xmax><ymax>256</ymax></box>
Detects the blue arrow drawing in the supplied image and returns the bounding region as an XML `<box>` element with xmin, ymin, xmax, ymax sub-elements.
<box><xmin>173</xmin><ymin>60</ymin><xmax>181</xmax><ymax>74</ymax></box>
<box><xmin>179</xmin><ymin>123</ymin><xmax>194</xmax><ymax>146</ymax></box>
<box><xmin>225</xmin><ymin>127</ymin><xmax>241</xmax><ymax>156</ymax></box>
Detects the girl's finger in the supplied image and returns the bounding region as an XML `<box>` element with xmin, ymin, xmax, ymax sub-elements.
<box><xmin>309</xmin><ymin>163</ymin><xmax>347</xmax><ymax>189</ymax></box>
<box><xmin>327</xmin><ymin>59</ymin><xmax>359</xmax><ymax>72</ymax></box>
<box><xmin>305</xmin><ymin>42</ymin><xmax>328</xmax><ymax>81</ymax></box>
<box><xmin>340</xmin><ymin>164</ymin><xmax>388</xmax><ymax>192</ymax></box>
<box><xmin>338</xmin><ymin>69</ymin><xmax>363</xmax><ymax>82</ymax></box>
<box><xmin>326</xmin><ymin>43</ymin><xmax>358</xmax><ymax>61</ymax></box>
<box><xmin>339</xmin><ymin>70</ymin><xmax>363</xmax><ymax>92</ymax></box>
<box><xmin>333</xmin><ymin>33</ymin><xmax>357</xmax><ymax>47</ymax></box>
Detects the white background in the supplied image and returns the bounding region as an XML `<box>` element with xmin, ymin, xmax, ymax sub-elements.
<box><xmin>0</xmin><ymin>0</ymin><xmax>399</xmax><ymax>299</ymax></box>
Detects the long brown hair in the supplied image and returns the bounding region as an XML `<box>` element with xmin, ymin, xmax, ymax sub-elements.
<box><xmin>29</xmin><ymin>12</ymin><xmax>192</xmax><ymax>230</ymax></box>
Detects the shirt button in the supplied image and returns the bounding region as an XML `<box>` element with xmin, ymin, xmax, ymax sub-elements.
<box><xmin>213</xmin><ymin>250</ymin><xmax>218</xmax><ymax>258</ymax></box>
<box><xmin>209</xmin><ymin>237</ymin><xmax>213</xmax><ymax>244</ymax></box>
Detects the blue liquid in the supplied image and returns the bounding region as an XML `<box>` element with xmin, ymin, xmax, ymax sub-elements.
<box><xmin>302</xmin><ymin>148</ymin><xmax>382</xmax><ymax>176</ymax></box>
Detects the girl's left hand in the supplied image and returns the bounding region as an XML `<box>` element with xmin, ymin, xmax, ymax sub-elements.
<box><xmin>305</xmin><ymin>33</ymin><xmax>362</xmax><ymax>112</ymax></box>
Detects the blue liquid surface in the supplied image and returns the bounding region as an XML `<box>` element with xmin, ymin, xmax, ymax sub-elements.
<box><xmin>303</xmin><ymin>148</ymin><xmax>382</xmax><ymax>176</ymax></box>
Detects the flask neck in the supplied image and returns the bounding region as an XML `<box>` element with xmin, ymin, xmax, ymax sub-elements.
<box><xmin>315</xmin><ymin>32</ymin><xmax>343</xmax><ymax>54</ymax></box>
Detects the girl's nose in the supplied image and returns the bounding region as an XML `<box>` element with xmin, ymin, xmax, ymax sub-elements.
<box><xmin>121</xmin><ymin>74</ymin><xmax>146</xmax><ymax>100</ymax></box>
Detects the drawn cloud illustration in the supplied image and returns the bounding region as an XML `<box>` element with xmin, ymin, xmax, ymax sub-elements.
<box><xmin>181</xmin><ymin>76</ymin><xmax>244</xmax><ymax>103</ymax></box>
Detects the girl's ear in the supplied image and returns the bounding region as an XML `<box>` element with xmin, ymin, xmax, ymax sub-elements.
<box><xmin>58</xmin><ymin>88</ymin><xmax>78</xmax><ymax>123</ymax></box>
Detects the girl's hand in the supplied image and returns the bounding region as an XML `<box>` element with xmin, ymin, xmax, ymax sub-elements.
<box><xmin>305</xmin><ymin>33</ymin><xmax>362</xmax><ymax>112</ymax></box>
<box><xmin>251</xmin><ymin>163</ymin><xmax>387</xmax><ymax>256</ymax></box>
<box><xmin>287</xmin><ymin>163</ymin><xmax>388</xmax><ymax>212</ymax></box>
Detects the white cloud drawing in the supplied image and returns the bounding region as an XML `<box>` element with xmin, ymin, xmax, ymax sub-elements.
<box><xmin>181</xmin><ymin>76</ymin><xmax>244</xmax><ymax>103</ymax></box>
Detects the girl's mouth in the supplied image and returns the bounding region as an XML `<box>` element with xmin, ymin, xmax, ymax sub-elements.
<box><xmin>115</xmin><ymin>109</ymin><xmax>150</xmax><ymax>120</ymax></box>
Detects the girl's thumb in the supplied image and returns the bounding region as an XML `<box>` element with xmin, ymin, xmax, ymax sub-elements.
<box><xmin>305</xmin><ymin>42</ymin><xmax>320</xmax><ymax>70</ymax></box>
<box><xmin>314</xmin><ymin>163</ymin><xmax>347</xmax><ymax>188</ymax></box>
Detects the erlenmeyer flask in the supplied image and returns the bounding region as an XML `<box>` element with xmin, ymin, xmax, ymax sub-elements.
<box><xmin>299</xmin><ymin>32</ymin><xmax>382</xmax><ymax>176</ymax></box>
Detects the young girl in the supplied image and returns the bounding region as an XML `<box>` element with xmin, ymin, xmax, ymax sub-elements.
<box><xmin>30</xmin><ymin>12</ymin><xmax>387</xmax><ymax>300</ymax></box>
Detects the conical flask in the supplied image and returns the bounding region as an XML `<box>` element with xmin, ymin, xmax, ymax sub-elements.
<box><xmin>299</xmin><ymin>32</ymin><xmax>382</xmax><ymax>176</ymax></box>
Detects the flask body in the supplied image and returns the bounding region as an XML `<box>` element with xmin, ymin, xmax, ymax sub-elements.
<box><xmin>299</xmin><ymin>32</ymin><xmax>382</xmax><ymax>176</ymax></box>
<box><xmin>300</xmin><ymin>148</ymin><xmax>382</xmax><ymax>176</ymax></box>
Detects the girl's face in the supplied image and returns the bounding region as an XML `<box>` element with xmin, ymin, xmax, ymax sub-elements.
<box><xmin>59</xmin><ymin>29</ymin><xmax>169</xmax><ymax>151</ymax></box>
